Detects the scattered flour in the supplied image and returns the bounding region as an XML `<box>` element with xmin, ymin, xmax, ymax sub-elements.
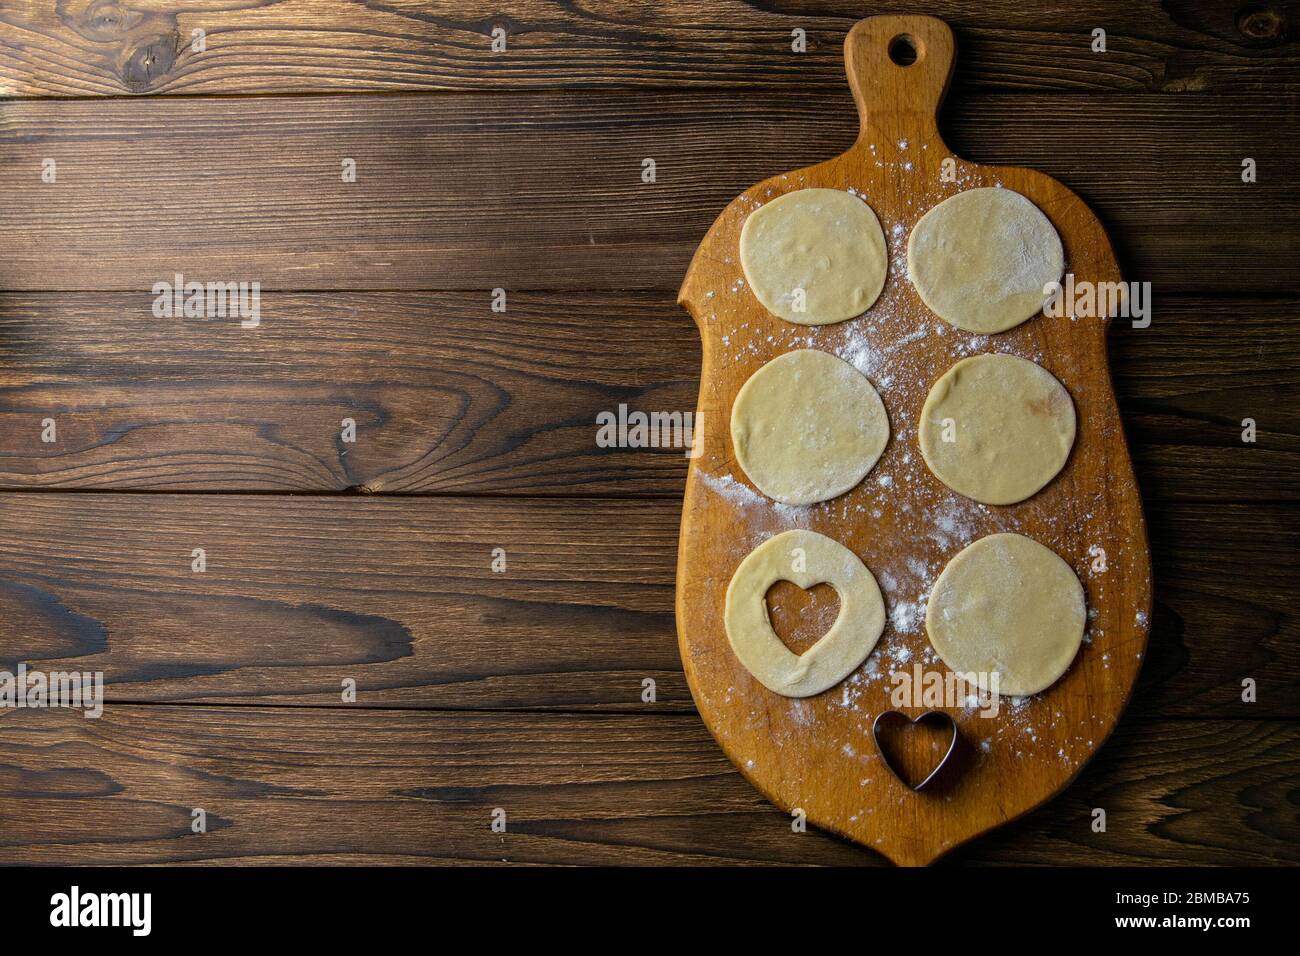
<box><xmin>889</xmin><ymin>600</ymin><xmax>923</xmax><ymax>635</ymax></box>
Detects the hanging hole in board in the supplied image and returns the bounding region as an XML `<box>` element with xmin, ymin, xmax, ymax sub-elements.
<box><xmin>888</xmin><ymin>33</ymin><xmax>919</xmax><ymax>66</ymax></box>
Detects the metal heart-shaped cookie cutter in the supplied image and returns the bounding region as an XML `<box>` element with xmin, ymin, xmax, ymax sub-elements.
<box><xmin>872</xmin><ymin>710</ymin><xmax>962</xmax><ymax>792</ymax></box>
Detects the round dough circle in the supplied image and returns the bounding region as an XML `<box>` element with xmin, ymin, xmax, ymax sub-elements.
<box><xmin>918</xmin><ymin>353</ymin><xmax>1075</xmax><ymax>505</ymax></box>
<box><xmin>732</xmin><ymin>349</ymin><xmax>889</xmax><ymax>505</ymax></box>
<box><xmin>725</xmin><ymin>529</ymin><xmax>886</xmax><ymax>698</ymax></box>
<box><xmin>907</xmin><ymin>187</ymin><xmax>1064</xmax><ymax>334</ymax></box>
<box><xmin>739</xmin><ymin>188</ymin><xmax>887</xmax><ymax>325</ymax></box>
<box><xmin>926</xmin><ymin>533</ymin><xmax>1085</xmax><ymax>697</ymax></box>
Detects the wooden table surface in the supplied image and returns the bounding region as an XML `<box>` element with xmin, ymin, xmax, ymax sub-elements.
<box><xmin>0</xmin><ymin>0</ymin><xmax>1296</xmax><ymax>866</ymax></box>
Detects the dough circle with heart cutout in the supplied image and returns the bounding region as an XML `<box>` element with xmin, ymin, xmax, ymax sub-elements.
<box><xmin>732</xmin><ymin>349</ymin><xmax>889</xmax><ymax>505</ymax></box>
<box><xmin>739</xmin><ymin>188</ymin><xmax>888</xmax><ymax>325</ymax></box>
<box><xmin>725</xmin><ymin>529</ymin><xmax>885</xmax><ymax>697</ymax></box>
<box><xmin>907</xmin><ymin>187</ymin><xmax>1064</xmax><ymax>334</ymax></box>
<box><xmin>926</xmin><ymin>533</ymin><xmax>1086</xmax><ymax>697</ymax></box>
<box><xmin>919</xmin><ymin>353</ymin><xmax>1075</xmax><ymax>505</ymax></box>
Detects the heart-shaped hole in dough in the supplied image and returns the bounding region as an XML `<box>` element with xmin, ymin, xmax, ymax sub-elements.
<box><xmin>872</xmin><ymin>711</ymin><xmax>963</xmax><ymax>792</ymax></box>
<box><xmin>764</xmin><ymin>580</ymin><xmax>841</xmax><ymax>656</ymax></box>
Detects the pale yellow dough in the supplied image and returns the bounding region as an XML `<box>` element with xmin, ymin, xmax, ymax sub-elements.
<box><xmin>926</xmin><ymin>533</ymin><xmax>1085</xmax><ymax>696</ymax></box>
<box><xmin>919</xmin><ymin>353</ymin><xmax>1075</xmax><ymax>505</ymax></box>
<box><xmin>732</xmin><ymin>349</ymin><xmax>889</xmax><ymax>505</ymax></box>
<box><xmin>739</xmin><ymin>188</ymin><xmax>887</xmax><ymax>325</ymax></box>
<box><xmin>907</xmin><ymin>187</ymin><xmax>1064</xmax><ymax>334</ymax></box>
<box><xmin>725</xmin><ymin>529</ymin><xmax>885</xmax><ymax>697</ymax></box>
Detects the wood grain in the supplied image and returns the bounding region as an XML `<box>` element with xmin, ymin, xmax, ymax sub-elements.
<box><xmin>0</xmin><ymin>0</ymin><xmax>1294</xmax><ymax>97</ymax></box>
<box><xmin>0</xmin><ymin>92</ymin><xmax>1293</xmax><ymax>294</ymax></box>
<box><xmin>0</xmin><ymin>493</ymin><xmax>682</xmax><ymax>712</ymax></box>
<box><xmin>0</xmin><ymin>0</ymin><xmax>1293</xmax><ymax>870</ymax></box>
<box><xmin>0</xmin><ymin>705</ymin><xmax>1292</xmax><ymax>865</ymax></box>
<box><xmin>1109</xmin><ymin>302</ymin><xmax>1300</xmax><ymax>503</ymax></box>
<box><xmin>0</xmin><ymin>494</ymin><xmax>1292</xmax><ymax>717</ymax></box>
<box><xmin>0</xmin><ymin>291</ymin><xmax>1293</xmax><ymax>499</ymax></box>
<box><xmin>0</xmin><ymin>291</ymin><xmax>702</xmax><ymax>495</ymax></box>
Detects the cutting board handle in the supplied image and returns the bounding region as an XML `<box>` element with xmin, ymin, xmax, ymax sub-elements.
<box><xmin>844</xmin><ymin>15</ymin><xmax>955</xmax><ymax>149</ymax></box>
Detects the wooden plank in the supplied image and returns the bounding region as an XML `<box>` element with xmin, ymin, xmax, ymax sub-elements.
<box><xmin>0</xmin><ymin>493</ymin><xmax>683</xmax><ymax>712</ymax></box>
<box><xmin>1</xmin><ymin>0</ymin><xmax>1295</xmax><ymax>97</ymax></box>
<box><xmin>0</xmin><ymin>291</ymin><xmax>703</xmax><ymax>495</ymax></box>
<box><xmin>0</xmin><ymin>705</ymin><xmax>1292</xmax><ymax>865</ymax></box>
<box><xmin>0</xmin><ymin>292</ymin><xmax>1292</xmax><ymax>500</ymax></box>
<box><xmin>0</xmin><ymin>92</ymin><xmax>1293</xmax><ymax>294</ymax></box>
<box><xmin>1110</xmin><ymin>301</ymin><xmax>1300</xmax><ymax>503</ymax></box>
<box><xmin>0</xmin><ymin>494</ymin><xmax>1293</xmax><ymax>717</ymax></box>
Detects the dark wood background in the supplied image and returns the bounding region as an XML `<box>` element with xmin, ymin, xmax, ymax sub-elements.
<box><xmin>0</xmin><ymin>0</ymin><xmax>1296</xmax><ymax>865</ymax></box>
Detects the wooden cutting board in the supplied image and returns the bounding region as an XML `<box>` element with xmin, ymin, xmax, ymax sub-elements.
<box><xmin>675</xmin><ymin>14</ymin><xmax>1152</xmax><ymax>866</ymax></box>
